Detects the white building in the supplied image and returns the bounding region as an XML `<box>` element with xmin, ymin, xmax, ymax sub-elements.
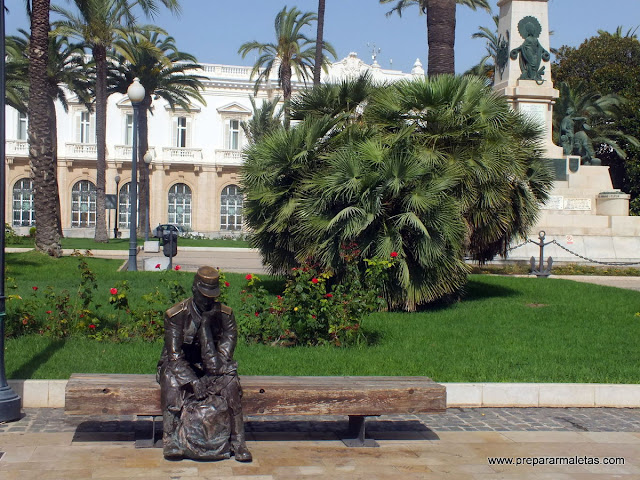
<box><xmin>4</xmin><ymin>53</ymin><xmax>424</xmax><ymax>238</ymax></box>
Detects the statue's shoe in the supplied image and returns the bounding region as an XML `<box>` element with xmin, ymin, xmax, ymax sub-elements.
<box><xmin>233</xmin><ymin>444</ymin><xmax>253</xmax><ymax>462</ymax></box>
<box><xmin>163</xmin><ymin>445</ymin><xmax>184</xmax><ymax>460</ymax></box>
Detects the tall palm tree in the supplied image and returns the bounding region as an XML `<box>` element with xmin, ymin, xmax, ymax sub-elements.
<box><xmin>380</xmin><ymin>0</ymin><xmax>491</xmax><ymax>76</ymax></box>
<box><xmin>108</xmin><ymin>28</ymin><xmax>206</xmax><ymax>235</ymax></box>
<box><xmin>26</xmin><ymin>0</ymin><xmax>64</xmax><ymax>255</ymax></box>
<box><xmin>7</xmin><ymin>30</ymin><xmax>91</xmax><ymax>239</ymax></box>
<box><xmin>313</xmin><ymin>0</ymin><xmax>326</xmax><ymax>86</ymax></box>
<box><xmin>52</xmin><ymin>0</ymin><xmax>181</xmax><ymax>242</ymax></box>
<box><xmin>238</xmin><ymin>6</ymin><xmax>336</xmax><ymax>128</ymax></box>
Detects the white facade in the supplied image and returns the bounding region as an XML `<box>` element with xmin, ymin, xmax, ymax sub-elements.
<box><xmin>4</xmin><ymin>54</ymin><xmax>423</xmax><ymax>238</ymax></box>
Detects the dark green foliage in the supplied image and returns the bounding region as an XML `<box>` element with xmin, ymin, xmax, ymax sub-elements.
<box><xmin>242</xmin><ymin>75</ymin><xmax>553</xmax><ymax>309</ymax></box>
<box><xmin>553</xmin><ymin>31</ymin><xmax>640</xmax><ymax>207</ymax></box>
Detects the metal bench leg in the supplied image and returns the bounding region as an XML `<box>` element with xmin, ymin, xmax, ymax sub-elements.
<box><xmin>342</xmin><ymin>415</ymin><xmax>379</xmax><ymax>448</ymax></box>
<box><xmin>135</xmin><ymin>415</ymin><xmax>162</xmax><ymax>448</ymax></box>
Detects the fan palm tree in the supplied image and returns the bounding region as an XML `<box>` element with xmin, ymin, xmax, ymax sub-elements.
<box><xmin>240</xmin><ymin>95</ymin><xmax>283</xmax><ymax>145</ymax></box>
<box><xmin>242</xmin><ymin>75</ymin><xmax>553</xmax><ymax>309</ymax></box>
<box><xmin>52</xmin><ymin>0</ymin><xmax>181</xmax><ymax>242</ymax></box>
<box><xmin>380</xmin><ymin>0</ymin><xmax>491</xmax><ymax>76</ymax></box>
<box><xmin>7</xmin><ymin>30</ymin><xmax>91</xmax><ymax>242</ymax></box>
<box><xmin>108</xmin><ymin>28</ymin><xmax>206</xmax><ymax>236</ymax></box>
<box><xmin>238</xmin><ymin>6</ymin><xmax>336</xmax><ymax>128</ymax></box>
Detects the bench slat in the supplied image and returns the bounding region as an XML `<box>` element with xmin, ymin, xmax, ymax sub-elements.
<box><xmin>65</xmin><ymin>373</ymin><xmax>446</xmax><ymax>416</ymax></box>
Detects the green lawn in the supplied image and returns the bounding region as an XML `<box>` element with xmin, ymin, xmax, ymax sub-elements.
<box><xmin>3</xmin><ymin>251</ymin><xmax>640</xmax><ymax>383</ymax></box>
<box><xmin>7</xmin><ymin>236</ymin><xmax>251</xmax><ymax>250</ymax></box>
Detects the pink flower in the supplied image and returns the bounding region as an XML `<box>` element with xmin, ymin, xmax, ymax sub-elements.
<box><xmin>89</xmin><ymin>324</ymin><xmax>96</xmax><ymax>330</ymax></box>
<box><xmin>32</xmin><ymin>286</ymin><xmax>38</xmax><ymax>291</ymax></box>
<box><xmin>224</xmin><ymin>281</ymin><xmax>230</xmax><ymax>287</ymax></box>
<box><xmin>245</xmin><ymin>274</ymin><xmax>252</xmax><ymax>280</ymax></box>
<box><xmin>311</xmin><ymin>278</ymin><xmax>319</xmax><ymax>284</ymax></box>
<box><xmin>390</xmin><ymin>251</ymin><xmax>398</xmax><ymax>258</ymax></box>
<box><xmin>22</xmin><ymin>319</ymin><xmax>28</xmax><ymax>325</ymax></box>
<box><xmin>46</xmin><ymin>310</ymin><xmax>52</xmax><ymax>314</ymax></box>
<box><xmin>174</xmin><ymin>265</ymin><xmax>181</xmax><ymax>271</ymax></box>
<box><xmin>325</xmin><ymin>293</ymin><xmax>333</xmax><ymax>298</ymax></box>
<box><xmin>110</xmin><ymin>288</ymin><xmax>118</xmax><ymax>295</ymax></box>
<box><xmin>155</xmin><ymin>264</ymin><xmax>161</xmax><ymax>269</ymax></box>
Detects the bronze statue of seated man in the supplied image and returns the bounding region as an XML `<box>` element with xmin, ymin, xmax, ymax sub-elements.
<box><xmin>157</xmin><ymin>266</ymin><xmax>252</xmax><ymax>462</ymax></box>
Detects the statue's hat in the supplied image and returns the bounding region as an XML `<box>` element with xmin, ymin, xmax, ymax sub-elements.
<box><xmin>194</xmin><ymin>266</ymin><xmax>220</xmax><ymax>298</ymax></box>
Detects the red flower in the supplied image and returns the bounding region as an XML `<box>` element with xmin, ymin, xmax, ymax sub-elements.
<box><xmin>32</xmin><ymin>286</ymin><xmax>38</xmax><ymax>291</ymax></box>
<box><xmin>224</xmin><ymin>281</ymin><xmax>230</xmax><ymax>287</ymax></box>
<box><xmin>277</xmin><ymin>295</ymin><xmax>282</xmax><ymax>300</ymax></box>
<box><xmin>46</xmin><ymin>310</ymin><xmax>52</xmax><ymax>314</ymax></box>
<box><xmin>325</xmin><ymin>293</ymin><xmax>333</xmax><ymax>298</ymax></box>
<box><xmin>245</xmin><ymin>274</ymin><xmax>252</xmax><ymax>280</ymax></box>
<box><xmin>22</xmin><ymin>318</ymin><xmax>28</xmax><ymax>325</ymax></box>
<box><xmin>390</xmin><ymin>251</ymin><xmax>398</xmax><ymax>258</ymax></box>
<box><xmin>79</xmin><ymin>314</ymin><xmax>84</xmax><ymax>318</ymax></box>
<box><xmin>89</xmin><ymin>324</ymin><xmax>96</xmax><ymax>330</ymax></box>
<box><xmin>110</xmin><ymin>288</ymin><xmax>118</xmax><ymax>295</ymax></box>
<box><xmin>174</xmin><ymin>265</ymin><xmax>181</xmax><ymax>271</ymax></box>
<box><xmin>311</xmin><ymin>315</ymin><xmax>316</xmax><ymax>319</ymax></box>
<box><xmin>311</xmin><ymin>278</ymin><xmax>319</xmax><ymax>284</ymax></box>
<box><xmin>155</xmin><ymin>264</ymin><xmax>161</xmax><ymax>269</ymax></box>
<box><xmin>254</xmin><ymin>312</ymin><xmax>259</xmax><ymax>317</ymax></box>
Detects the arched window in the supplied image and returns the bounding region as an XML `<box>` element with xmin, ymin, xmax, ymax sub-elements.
<box><xmin>117</xmin><ymin>182</ymin><xmax>139</xmax><ymax>229</ymax></box>
<box><xmin>71</xmin><ymin>180</ymin><xmax>96</xmax><ymax>227</ymax></box>
<box><xmin>220</xmin><ymin>184</ymin><xmax>243</xmax><ymax>231</ymax></box>
<box><xmin>12</xmin><ymin>178</ymin><xmax>34</xmax><ymax>226</ymax></box>
<box><xmin>168</xmin><ymin>183</ymin><xmax>192</xmax><ymax>228</ymax></box>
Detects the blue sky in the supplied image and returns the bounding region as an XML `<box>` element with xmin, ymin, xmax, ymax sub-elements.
<box><xmin>4</xmin><ymin>0</ymin><xmax>639</xmax><ymax>74</ymax></box>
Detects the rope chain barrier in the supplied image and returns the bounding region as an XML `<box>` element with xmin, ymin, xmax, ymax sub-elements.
<box><xmin>507</xmin><ymin>238</ymin><xmax>640</xmax><ymax>267</ymax></box>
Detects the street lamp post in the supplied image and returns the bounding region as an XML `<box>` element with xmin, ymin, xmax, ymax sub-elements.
<box><xmin>114</xmin><ymin>174</ymin><xmax>121</xmax><ymax>239</ymax></box>
<box><xmin>0</xmin><ymin>0</ymin><xmax>22</xmax><ymax>422</ymax></box>
<box><xmin>127</xmin><ymin>78</ymin><xmax>145</xmax><ymax>271</ymax></box>
<box><xmin>143</xmin><ymin>151</ymin><xmax>153</xmax><ymax>241</ymax></box>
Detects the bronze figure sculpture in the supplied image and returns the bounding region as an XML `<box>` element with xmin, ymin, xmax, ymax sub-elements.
<box><xmin>559</xmin><ymin>108</ymin><xmax>602</xmax><ymax>165</ymax></box>
<box><xmin>157</xmin><ymin>266</ymin><xmax>252</xmax><ymax>462</ymax></box>
<box><xmin>510</xmin><ymin>16</ymin><xmax>550</xmax><ymax>84</ymax></box>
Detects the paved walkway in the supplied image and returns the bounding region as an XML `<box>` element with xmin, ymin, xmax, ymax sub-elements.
<box><xmin>1</xmin><ymin>408</ymin><xmax>639</xmax><ymax>479</ymax></box>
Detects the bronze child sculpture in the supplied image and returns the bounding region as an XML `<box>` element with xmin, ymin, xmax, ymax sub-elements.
<box><xmin>157</xmin><ymin>266</ymin><xmax>252</xmax><ymax>462</ymax></box>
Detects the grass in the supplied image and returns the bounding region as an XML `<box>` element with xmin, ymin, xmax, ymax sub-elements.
<box><xmin>4</xmin><ymin>251</ymin><xmax>640</xmax><ymax>383</ymax></box>
<box><xmin>6</xmin><ymin>236</ymin><xmax>251</xmax><ymax>250</ymax></box>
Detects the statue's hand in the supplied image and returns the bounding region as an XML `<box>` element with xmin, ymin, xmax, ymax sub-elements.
<box><xmin>191</xmin><ymin>379</ymin><xmax>208</xmax><ymax>400</ymax></box>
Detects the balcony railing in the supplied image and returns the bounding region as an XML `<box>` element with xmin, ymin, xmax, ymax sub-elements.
<box><xmin>65</xmin><ymin>143</ymin><xmax>97</xmax><ymax>158</ymax></box>
<box><xmin>162</xmin><ymin>147</ymin><xmax>203</xmax><ymax>161</ymax></box>
<box><xmin>5</xmin><ymin>140</ymin><xmax>28</xmax><ymax>156</ymax></box>
<box><xmin>215</xmin><ymin>149</ymin><xmax>244</xmax><ymax>166</ymax></box>
<box><xmin>113</xmin><ymin>145</ymin><xmax>157</xmax><ymax>160</ymax></box>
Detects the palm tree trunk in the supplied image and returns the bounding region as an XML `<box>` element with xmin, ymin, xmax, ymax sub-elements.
<box><xmin>47</xmin><ymin>95</ymin><xmax>63</xmax><ymax>238</ymax></box>
<box><xmin>138</xmin><ymin>96</ymin><xmax>151</xmax><ymax>238</ymax></box>
<box><xmin>313</xmin><ymin>0</ymin><xmax>326</xmax><ymax>86</ymax></box>
<box><xmin>29</xmin><ymin>0</ymin><xmax>61</xmax><ymax>257</ymax></box>
<box><xmin>282</xmin><ymin>63</ymin><xmax>292</xmax><ymax>129</ymax></box>
<box><xmin>93</xmin><ymin>44</ymin><xmax>109</xmax><ymax>242</ymax></box>
<box><xmin>426</xmin><ymin>0</ymin><xmax>456</xmax><ymax>76</ymax></box>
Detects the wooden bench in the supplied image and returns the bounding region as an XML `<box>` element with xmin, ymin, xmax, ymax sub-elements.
<box><xmin>65</xmin><ymin>374</ymin><xmax>446</xmax><ymax>447</ymax></box>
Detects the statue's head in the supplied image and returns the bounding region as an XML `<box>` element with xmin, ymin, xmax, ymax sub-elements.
<box><xmin>192</xmin><ymin>266</ymin><xmax>220</xmax><ymax>311</ymax></box>
<box><xmin>567</xmin><ymin>107</ymin><xmax>575</xmax><ymax>115</ymax></box>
